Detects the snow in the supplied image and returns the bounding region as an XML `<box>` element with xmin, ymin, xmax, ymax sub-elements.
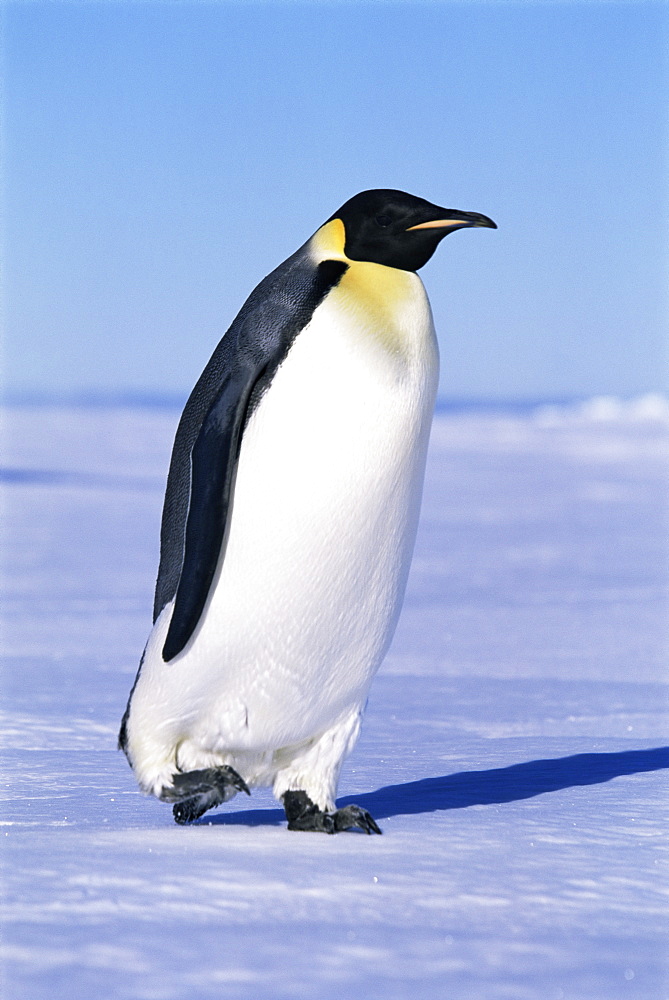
<box><xmin>1</xmin><ymin>397</ymin><xmax>668</xmax><ymax>1000</ymax></box>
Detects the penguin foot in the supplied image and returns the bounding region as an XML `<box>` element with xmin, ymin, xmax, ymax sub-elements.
<box><xmin>330</xmin><ymin>804</ymin><xmax>382</xmax><ymax>835</ymax></box>
<box><xmin>282</xmin><ymin>790</ymin><xmax>382</xmax><ymax>835</ymax></box>
<box><xmin>161</xmin><ymin>766</ymin><xmax>250</xmax><ymax>825</ymax></box>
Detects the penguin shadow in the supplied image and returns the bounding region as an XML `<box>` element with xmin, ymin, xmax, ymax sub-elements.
<box><xmin>202</xmin><ymin>745</ymin><xmax>669</xmax><ymax>827</ymax></box>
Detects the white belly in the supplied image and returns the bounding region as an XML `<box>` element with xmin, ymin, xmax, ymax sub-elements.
<box><xmin>128</xmin><ymin>269</ymin><xmax>438</xmax><ymax>791</ymax></box>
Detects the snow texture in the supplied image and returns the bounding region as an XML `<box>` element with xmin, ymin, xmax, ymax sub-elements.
<box><xmin>1</xmin><ymin>396</ymin><xmax>668</xmax><ymax>1000</ymax></box>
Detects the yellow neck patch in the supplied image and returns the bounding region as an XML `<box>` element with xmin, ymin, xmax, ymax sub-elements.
<box><xmin>309</xmin><ymin>218</ymin><xmax>423</xmax><ymax>358</ymax></box>
<box><xmin>311</xmin><ymin>218</ymin><xmax>347</xmax><ymax>260</ymax></box>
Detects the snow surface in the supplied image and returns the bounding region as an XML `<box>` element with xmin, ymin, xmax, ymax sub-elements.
<box><xmin>1</xmin><ymin>396</ymin><xmax>668</xmax><ymax>1000</ymax></box>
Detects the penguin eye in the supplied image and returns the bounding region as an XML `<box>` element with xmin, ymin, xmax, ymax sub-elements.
<box><xmin>375</xmin><ymin>214</ymin><xmax>392</xmax><ymax>228</ymax></box>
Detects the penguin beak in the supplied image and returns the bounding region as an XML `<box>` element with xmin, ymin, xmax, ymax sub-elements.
<box><xmin>407</xmin><ymin>211</ymin><xmax>497</xmax><ymax>232</ymax></box>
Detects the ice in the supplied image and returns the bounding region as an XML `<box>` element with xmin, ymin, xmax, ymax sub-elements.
<box><xmin>1</xmin><ymin>399</ymin><xmax>667</xmax><ymax>999</ymax></box>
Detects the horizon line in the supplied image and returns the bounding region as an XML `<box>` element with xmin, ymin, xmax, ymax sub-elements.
<box><xmin>1</xmin><ymin>388</ymin><xmax>666</xmax><ymax>413</ymax></box>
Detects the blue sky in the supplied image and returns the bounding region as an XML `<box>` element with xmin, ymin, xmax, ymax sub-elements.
<box><xmin>5</xmin><ymin>1</ymin><xmax>667</xmax><ymax>402</ymax></box>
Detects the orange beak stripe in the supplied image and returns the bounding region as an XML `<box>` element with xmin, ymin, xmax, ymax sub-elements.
<box><xmin>406</xmin><ymin>219</ymin><xmax>468</xmax><ymax>231</ymax></box>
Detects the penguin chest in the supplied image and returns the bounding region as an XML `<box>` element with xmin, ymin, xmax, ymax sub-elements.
<box><xmin>180</xmin><ymin>267</ymin><xmax>438</xmax><ymax>746</ymax></box>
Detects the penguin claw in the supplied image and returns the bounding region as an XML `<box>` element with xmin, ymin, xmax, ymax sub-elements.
<box><xmin>161</xmin><ymin>765</ymin><xmax>250</xmax><ymax>824</ymax></box>
<box><xmin>332</xmin><ymin>804</ymin><xmax>382</xmax><ymax>835</ymax></box>
<box><xmin>282</xmin><ymin>790</ymin><xmax>382</xmax><ymax>835</ymax></box>
<box><xmin>172</xmin><ymin>796</ymin><xmax>212</xmax><ymax>825</ymax></box>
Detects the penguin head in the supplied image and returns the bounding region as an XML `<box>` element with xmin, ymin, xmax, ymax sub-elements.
<box><xmin>327</xmin><ymin>189</ymin><xmax>496</xmax><ymax>272</ymax></box>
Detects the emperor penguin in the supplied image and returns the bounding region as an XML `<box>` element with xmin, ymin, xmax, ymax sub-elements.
<box><xmin>119</xmin><ymin>189</ymin><xmax>496</xmax><ymax>834</ymax></box>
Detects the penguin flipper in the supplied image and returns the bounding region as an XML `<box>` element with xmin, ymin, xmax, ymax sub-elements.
<box><xmin>153</xmin><ymin>255</ymin><xmax>349</xmax><ymax>654</ymax></box>
<box><xmin>161</xmin><ymin>365</ymin><xmax>258</xmax><ymax>662</ymax></box>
